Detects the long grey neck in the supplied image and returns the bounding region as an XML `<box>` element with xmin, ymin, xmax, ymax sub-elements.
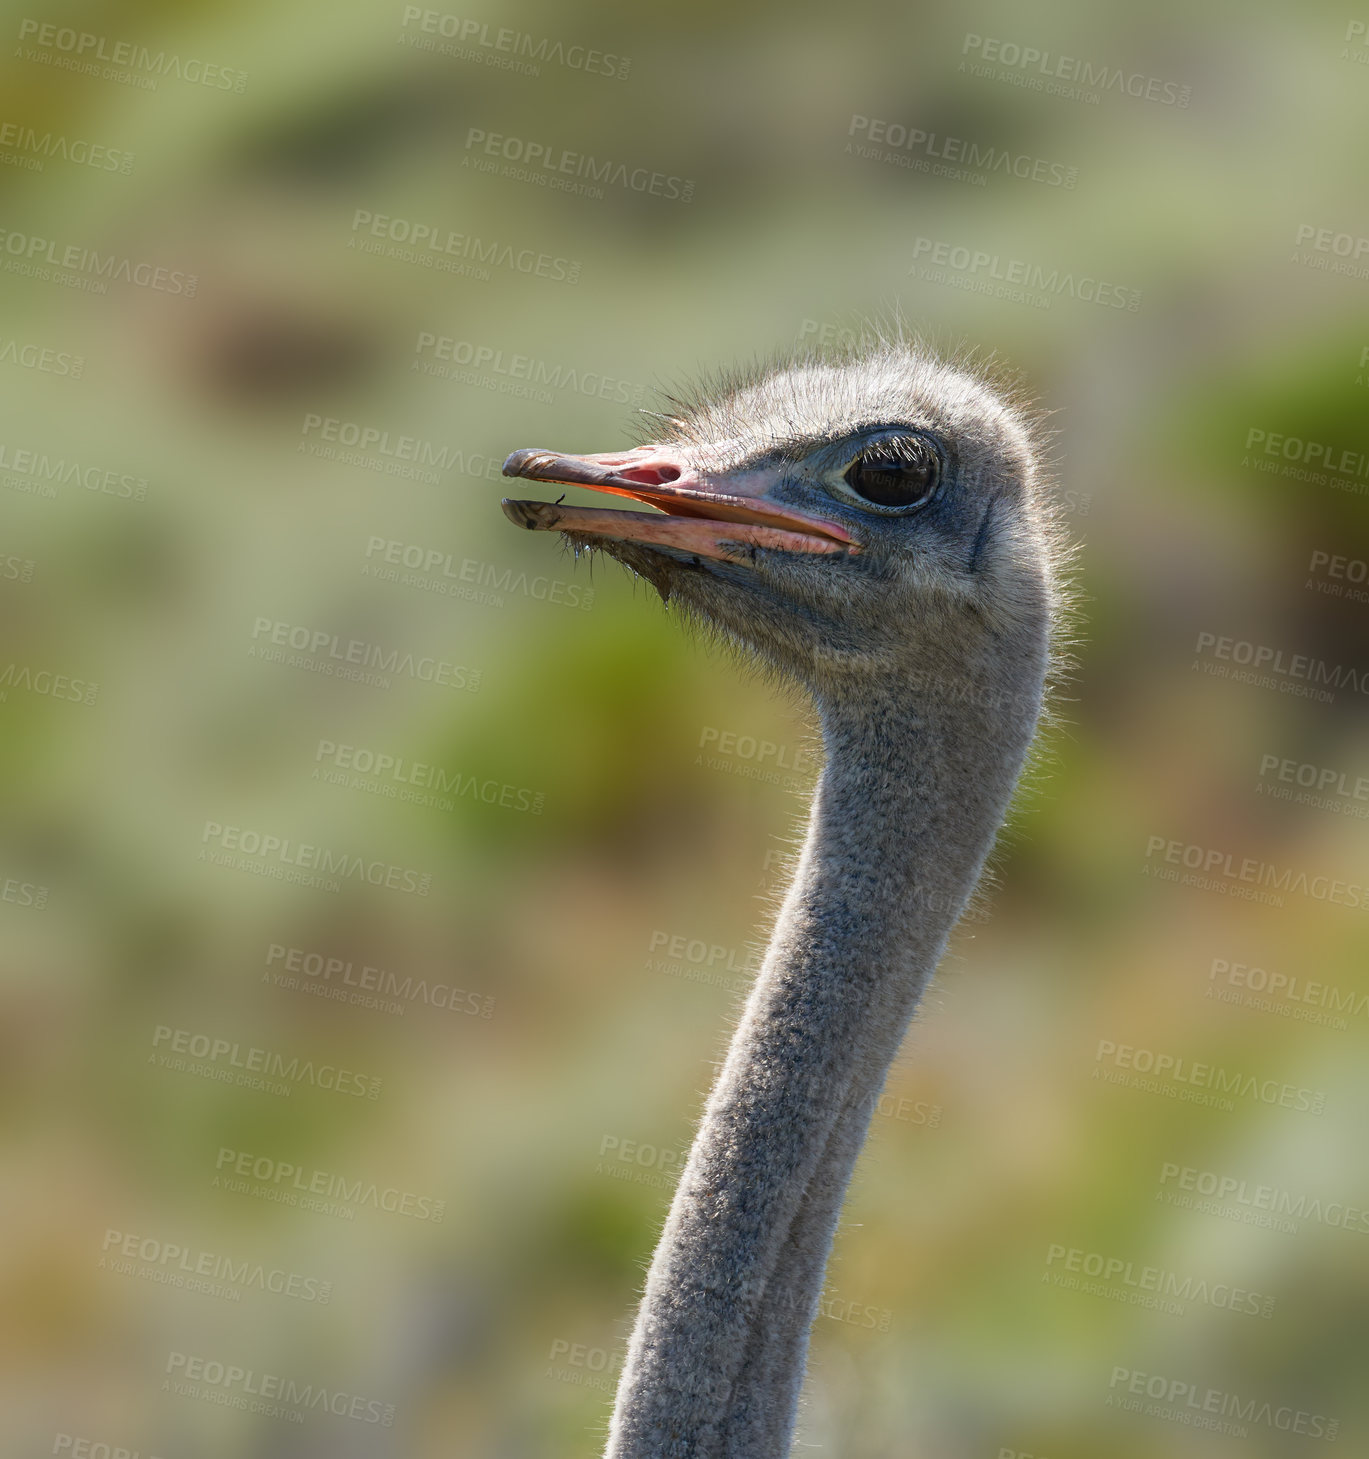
<box><xmin>604</xmin><ymin>661</ymin><xmax>1043</xmax><ymax>1459</ymax></box>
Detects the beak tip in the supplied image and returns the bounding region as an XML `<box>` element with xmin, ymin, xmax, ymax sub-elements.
<box><xmin>501</xmin><ymin>498</ymin><xmax>552</xmax><ymax>530</ymax></box>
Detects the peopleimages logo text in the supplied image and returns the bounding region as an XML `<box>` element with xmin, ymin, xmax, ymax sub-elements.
<box><xmin>908</xmin><ymin>237</ymin><xmax>1141</xmax><ymax>309</ymax></box>
<box><xmin>1095</xmin><ymin>1038</ymin><xmax>1327</xmax><ymax>1113</ymax></box>
<box><xmin>960</xmin><ymin>35</ymin><xmax>1191</xmax><ymax>105</ymax></box>
<box><xmin>349</xmin><ymin>209</ymin><xmax>580</xmax><ymax>282</ymax></box>
<box><xmin>200</xmin><ymin>821</ymin><xmax>432</xmax><ymax>896</ymax></box>
<box><xmin>849</xmin><ymin>115</ymin><xmax>1077</xmax><ymax>187</ymax></box>
<box><xmin>1044</xmin><ymin>1243</ymin><xmax>1273</xmax><ymax>1317</ymax></box>
<box><xmin>0</xmin><ymin>227</ymin><xmax>195</xmax><ymax>292</ymax></box>
<box><xmin>16</xmin><ymin>20</ymin><xmax>248</xmax><ymax>90</ymax></box>
<box><xmin>1108</xmin><ymin>1368</ymin><xmax>1338</xmax><ymax>1440</ymax></box>
<box><xmin>101</xmin><ymin>1227</ymin><xmax>332</xmax><ymax>1302</ymax></box>
<box><xmin>464</xmin><ymin>128</ymin><xmax>694</xmax><ymax>200</ymax></box>
<box><xmin>164</xmin><ymin>1351</ymin><xmax>393</xmax><ymax>1425</ymax></box>
<box><xmin>151</xmin><ymin>1024</ymin><xmax>382</xmax><ymax>1098</ymax></box>
<box><xmin>213</xmin><ymin>1146</ymin><xmax>445</xmax><ymax>1221</ymax></box>
<box><xmin>249</xmin><ymin>618</ymin><xmax>481</xmax><ymax>692</ymax></box>
<box><xmin>399</xmin><ymin>8</ymin><xmax>630</xmax><ymax>79</ymax></box>
<box><xmin>1145</xmin><ymin>835</ymin><xmax>1369</xmax><ymax>910</ymax></box>
<box><xmin>0</xmin><ymin>119</ymin><xmax>133</xmax><ymax>172</ymax></box>
<box><xmin>1159</xmin><ymin>1163</ymin><xmax>1369</xmax><ymax>1234</ymax></box>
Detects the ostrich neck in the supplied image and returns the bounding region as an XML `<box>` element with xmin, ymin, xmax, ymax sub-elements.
<box><xmin>604</xmin><ymin>661</ymin><xmax>1043</xmax><ymax>1459</ymax></box>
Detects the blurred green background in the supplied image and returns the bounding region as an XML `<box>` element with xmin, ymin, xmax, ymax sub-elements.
<box><xmin>2</xmin><ymin>1</ymin><xmax>1367</xmax><ymax>1455</ymax></box>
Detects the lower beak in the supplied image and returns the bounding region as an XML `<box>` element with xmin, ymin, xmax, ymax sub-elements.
<box><xmin>499</xmin><ymin>448</ymin><xmax>859</xmax><ymax>564</ymax></box>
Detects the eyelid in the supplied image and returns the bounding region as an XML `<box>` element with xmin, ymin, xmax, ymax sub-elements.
<box><xmin>846</xmin><ymin>429</ymin><xmax>934</xmax><ymax>467</ymax></box>
<box><xmin>841</xmin><ymin>440</ymin><xmax>937</xmax><ymax>483</ymax></box>
<box><xmin>865</xmin><ymin>434</ymin><xmax>933</xmax><ymax>462</ymax></box>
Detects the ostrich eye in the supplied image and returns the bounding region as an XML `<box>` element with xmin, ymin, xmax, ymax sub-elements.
<box><xmin>841</xmin><ymin>435</ymin><xmax>941</xmax><ymax>512</ymax></box>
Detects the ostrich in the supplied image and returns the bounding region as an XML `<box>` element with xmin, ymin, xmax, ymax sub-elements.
<box><xmin>499</xmin><ymin>338</ymin><xmax>1069</xmax><ymax>1459</ymax></box>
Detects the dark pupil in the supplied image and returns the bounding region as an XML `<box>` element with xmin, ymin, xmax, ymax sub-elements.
<box><xmin>844</xmin><ymin>441</ymin><xmax>939</xmax><ymax>508</ymax></box>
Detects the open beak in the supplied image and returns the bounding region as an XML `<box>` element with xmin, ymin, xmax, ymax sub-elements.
<box><xmin>500</xmin><ymin>447</ymin><xmax>859</xmax><ymax>564</ymax></box>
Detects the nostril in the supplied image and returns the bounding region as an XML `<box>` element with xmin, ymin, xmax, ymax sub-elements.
<box><xmin>619</xmin><ymin>464</ymin><xmax>681</xmax><ymax>487</ymax></box>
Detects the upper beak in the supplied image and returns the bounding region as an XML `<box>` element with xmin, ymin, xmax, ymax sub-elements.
<box><xmin>499</xmin><ymin>447</ymin><xmax>859</xmax><ymax>564</ymax></box>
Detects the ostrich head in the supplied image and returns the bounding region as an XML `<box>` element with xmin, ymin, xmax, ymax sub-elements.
<box><xmin>501</xmin><ymin>341</ymin><xmax>1063</xmax><ymax>704</ymax></box>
